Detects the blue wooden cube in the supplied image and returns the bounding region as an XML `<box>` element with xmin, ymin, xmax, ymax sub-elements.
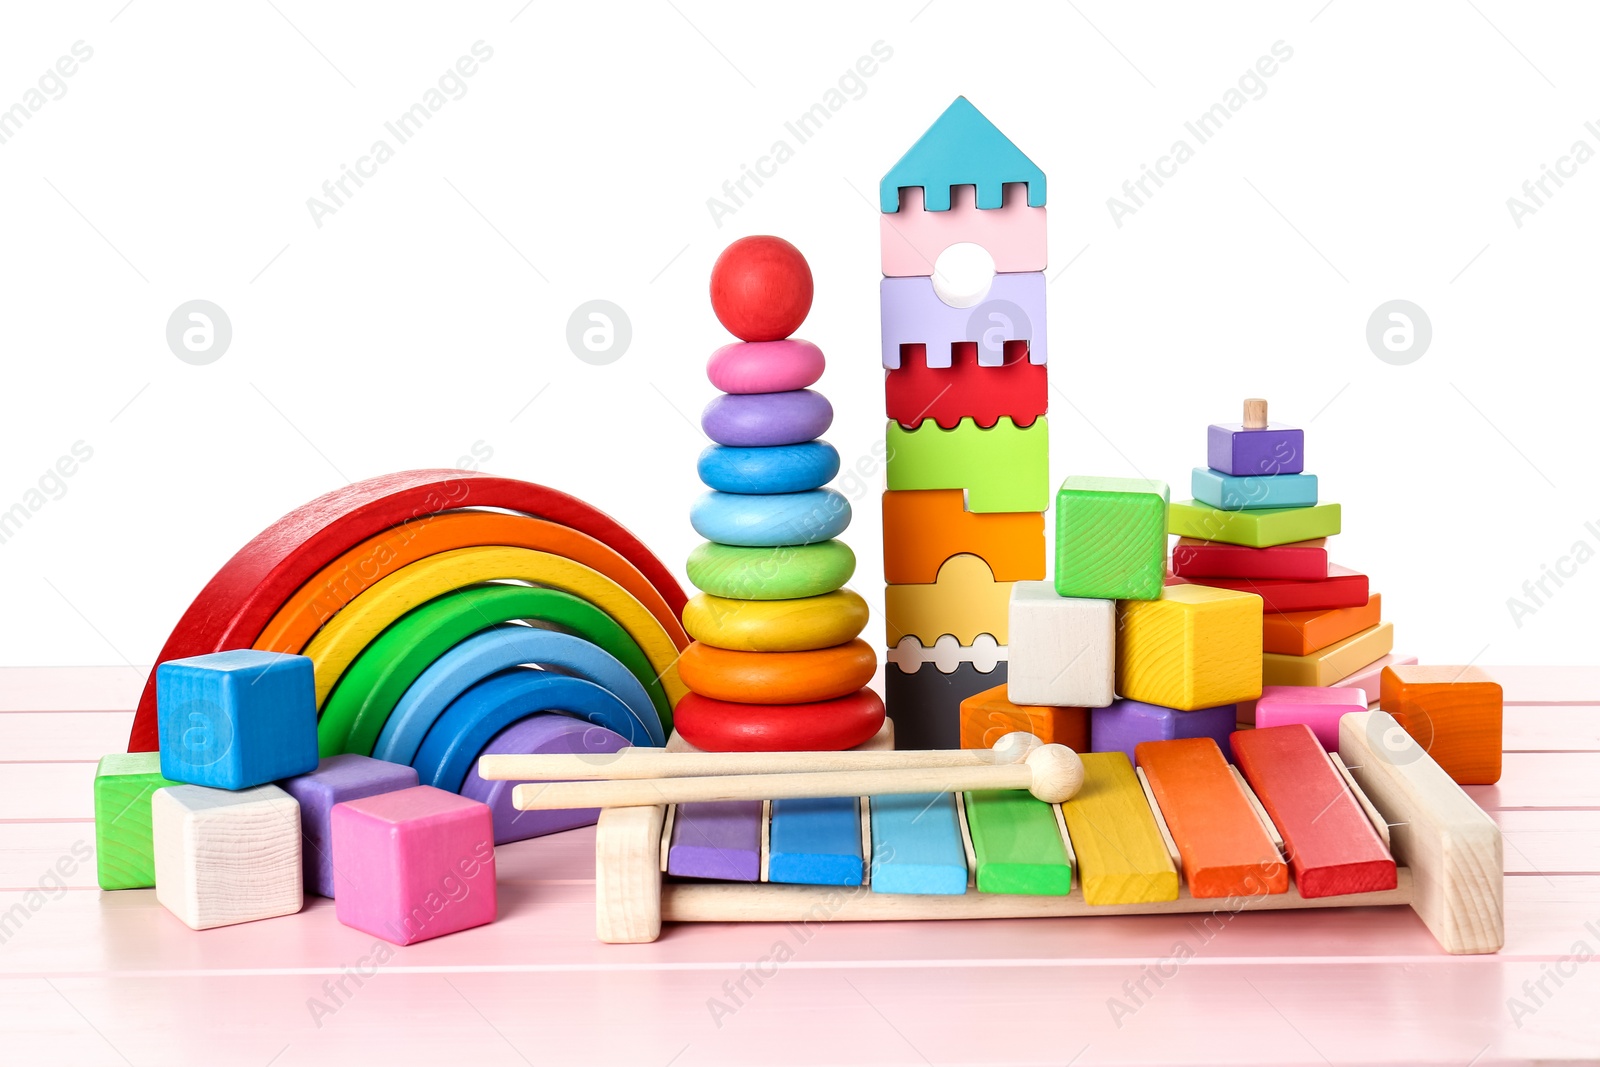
<box><xmin>279</xmin><ymin>754</ymin><xmax>420</xmax><ymax>897</ymax></box>
<box><xmin>157</xmin><ymin>650</ymin><xmax>318</xmax><ymax>790</ymax></box>
<box><xmin>1091</xmin><ymin>698</ymin><xmax>1237</xmax><ymax>766</ymax></box>
<box><xmin>1191</xmin><ymin>467</ymin><xmax>1318</xmax><ymax>511</ymax></box>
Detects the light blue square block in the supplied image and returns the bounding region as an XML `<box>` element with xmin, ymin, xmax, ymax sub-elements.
<box><xmin>1191</xmin><ymin>467</ymin><xmax>1318</xmax><ymax>511</ymax></box>
<box><xmin>157</xmin><ymin>650</ymin><xmax>318</xmax><ymax>790</ymax></box>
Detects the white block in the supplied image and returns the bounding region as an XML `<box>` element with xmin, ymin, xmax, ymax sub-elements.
<box><xmin>152</xmin><ymin>783</ymin><xmax>303</xmax><ymax>930</ymax></box>
<box><xmin>1006</xmin><ymin>582</ymin><xmax>1115</xmax><ymax>707</ymax></box>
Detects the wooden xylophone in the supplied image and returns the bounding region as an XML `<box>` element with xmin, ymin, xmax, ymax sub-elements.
<box><xmin>480</xmin><ymin>710</ymin><xmax>1503</xmax><ymax>954</ymax></box>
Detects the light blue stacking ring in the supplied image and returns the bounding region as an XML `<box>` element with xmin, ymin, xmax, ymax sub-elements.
<box><xmin>411</xmin><ymin>668</ymin><xmax>643</xmax><ymax>792</ymax></box>
<box><xmin>697</xmin><ymin>441</ymin><xmax>841</xmax><ymax>494</ymax></box>
<box><xmin>374</xmin><ymin>625</ymin><xmax>663</xmax><ymax>766</ymax></box>
<box><xmin>690</xmin><ymin>489</ymin><xmax>852</xmax><ymax>547</ymax></box>
<box><xmin>701</xmin><ymin>389</ymin><xmax>833</xmax><ymax>447</ymax></box>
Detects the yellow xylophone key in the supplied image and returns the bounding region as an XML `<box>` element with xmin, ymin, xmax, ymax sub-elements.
<box><xmin>1059</xmin><ymin>752</ymin><xmax>1179</xmax><ymax>905</ymax></box>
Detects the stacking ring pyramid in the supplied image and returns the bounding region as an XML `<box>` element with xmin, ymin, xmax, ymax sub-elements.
<box><xmin>128</xmin><ymin>470</ymin><xmax>689</xmax><ymax>823</ymax></box>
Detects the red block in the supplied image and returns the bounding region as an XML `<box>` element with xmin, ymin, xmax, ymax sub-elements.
<box><xmin>886</xmin><ymin>341</ymin><xmax>1046</xmax><ymax>430</ymax></box>
<box><xmin>1175</xmin><ymin>564</ymin><xmax>1368</xmax><ymax>613</ymax></box>
<box><xmin>1229</xmin><ymin>724</ymin><xmax>1396</xmax><ymax>898</ymax></box>
<box><xmin>1171</xmin><ymin>537</ymin><xmax>1328</xmax><ymax>580</ymax></box>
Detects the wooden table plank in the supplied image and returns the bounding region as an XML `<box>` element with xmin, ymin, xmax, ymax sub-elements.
<box><xmin>1486</xmin><ymin>665</ymin><xmax>1600</xmax><ymax>705</ymax></box>
<box><xmin>0</xmin><ymin>712</ymin><xmax>133</xmax><ymax>762</ymax></box>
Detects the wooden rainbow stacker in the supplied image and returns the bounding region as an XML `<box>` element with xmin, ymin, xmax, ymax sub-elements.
<box><xmin>479</xmin><ymin>710</ymin><xmax>1503</xmax><ymax>954</ymax></box>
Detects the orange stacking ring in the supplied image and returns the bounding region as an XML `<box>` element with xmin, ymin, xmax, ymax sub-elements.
<box><xmin>678</xmin><ymin>639</ymin><xmax>877</xmax><ymax>704</ymax></box>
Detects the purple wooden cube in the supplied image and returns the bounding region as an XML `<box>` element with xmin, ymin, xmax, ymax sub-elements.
<box><xmin>1091</xmin><ymin>699</ymin><xmax>1237</xmax><ymax>766</ymax></box>
<box><xmin>1207</xmin><ymin>422</ymin><xmax>1305</xmax><ymax>476</ymax></box>
<box><xmin>459</xmin><ymin>714</ymin><xmax>630</xmax><ymax>845</ymax></box>
<box><xmin>279</xmin><ymin>754</ymin><xmax>419</xmax><ymax>897</ymax></box>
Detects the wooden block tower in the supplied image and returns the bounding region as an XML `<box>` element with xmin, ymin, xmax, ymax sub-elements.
<box><xmin>879</xmin><ymin>97</ymin><xmax>1049</xmax><ymax>748</ymax></box>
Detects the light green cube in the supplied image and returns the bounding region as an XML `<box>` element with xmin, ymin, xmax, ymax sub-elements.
<box><xmin>93</xmin><ymin>752</ymin><xmax>180</xmax><ymax>890</ymax></box>
<box><xmin>1167</xmin><ymin>500</ymin><xmax>1341</xmax><ymax>548</ymax></box>
<box><xmin>1054</xmin><ymin>476</ymin><xmax>1170</xmax><ymax>600</ymax></box>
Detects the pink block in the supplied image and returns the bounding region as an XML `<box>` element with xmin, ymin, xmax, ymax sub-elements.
<box><xmin>330</xmin><ymin>785</ymin><xmax>497</xmax><ymax>945</ymax></box>
<box><xmin>880</xmin><ymin>184</ymin><xmax>1047</xmax><ymax>277</ymax></box>
<box><xmin>1335</xmin><ymin>653</ymin><xmax>1419</xmax><ymax>704</ymax></box>
<box><xmin>1253</xmin><ymin>686</ymin><xmax>1369</xmax><ymax>751</ymax></box>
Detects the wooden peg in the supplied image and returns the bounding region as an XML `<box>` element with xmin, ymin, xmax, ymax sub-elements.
<box><xmin>478</xmin><ymin>732</ymin><xmax>1044</xmax><ymax>782</ymax></box>
<box><xmin>509</xmin><ymin>743</ymin><xmax>1086</xmax><ymax>810</ymax></box>
<box><xmin>1243</xmin><ymin>398</ymin><xmax>1268</xmax><ymax>429</ymax></box>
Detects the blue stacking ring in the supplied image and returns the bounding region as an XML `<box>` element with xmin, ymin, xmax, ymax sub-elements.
<box><xmin>697</xmin><ymin>441</ymin><xmax>840</xmax><ymax>494</ymax></box>
<box><xmin>690</xmin><ymin>488</ymin><xmax>851</xmax><ymax>547</ymax></box>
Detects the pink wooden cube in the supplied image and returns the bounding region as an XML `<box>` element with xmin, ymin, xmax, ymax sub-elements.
<box><xmin>330</xmin><ymin>785</ymin><xmax>497</xmax><ymax>945</ymax></box>
<box><xmin>1253</xmin><ymin>686</ymin><xmax>1368</xmax><ymax>751</ymax></box>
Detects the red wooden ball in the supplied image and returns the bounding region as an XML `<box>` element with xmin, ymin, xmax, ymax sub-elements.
<box><xmin>709</xmin><ymin>236</ymin><xmax>814</xmax><ymax>342</ymax></box>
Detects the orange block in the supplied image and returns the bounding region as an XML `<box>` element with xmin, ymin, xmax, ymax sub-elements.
<box><xmin>1379</xmin><ymin>665</ymin><xmax>1503</xmax><ymax>785</ymax></box>
<box><xmin>958</xmin><ymin>683</ymin><xmax>1089</xmax><ymax>751</ymax></box>
<box><xmin>1262</xmin><ymin>594</ymin><xmax>1382</xmax><ymax>656</ymax></box>
<box><xmin>1135</xmin><ymin>737</ymin><xmax>1288</xmax><ymax>898</ymax></box>
<box><xmin>882</xmin><ymin>489</ymin><xmax>1044</xmax><ymax>585</ymax></box>
<box><xmin>678</xmin><ymin>639</ymin><xmax>877</xmax><ymax>705</ymax></box>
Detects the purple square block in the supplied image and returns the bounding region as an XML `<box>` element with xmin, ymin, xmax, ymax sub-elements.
<box><xmin>279</xmin><ymin>754</ymin><xmax>419</xmax><ymax>897</ymax></box>
<box><xmin>459</xmin><ymin>713</ymin><xmax>630</xmax><ymax>845</ymax></box>
<box><xmin>666</xmin><ymin>800</ymin><xmax>762</xmax><ymax>881</ymax></box>
<box><xmin>1091</xmin><ymin>699</ymin><xmax>1238</xmax><ymax>766</ymax></box>
<box><xmin>1207</xmin><ymin>422</ymin><xmax>1305</xmax><ymax>476</ymax></box>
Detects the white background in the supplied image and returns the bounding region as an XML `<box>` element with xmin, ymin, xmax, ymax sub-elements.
<box><xmin>1</xmin><ymin>1</ymin><xmax>1595</xmax><ymax>670</ymax></box>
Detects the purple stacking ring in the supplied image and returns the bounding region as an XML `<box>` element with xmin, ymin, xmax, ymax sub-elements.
<box><xmin>702</xmin><ymin>389</ymin><xmax>833</xmax><ymax>447</ymax></box>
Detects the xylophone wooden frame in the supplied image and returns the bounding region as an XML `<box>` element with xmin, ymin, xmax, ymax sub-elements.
<box><xmin>587</xmin><ymin>711</ymin><xmax>1504</xmax><ymax>954</ymax></box>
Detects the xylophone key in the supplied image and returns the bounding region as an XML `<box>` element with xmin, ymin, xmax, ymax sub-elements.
<box><xmin>963</xmin><ymin>790</ymin><xmax>1073</xmax><ymax>895</ymax></box>
<box><xmin>1230</xmin><ymin>725</ymin><xmax>1397</xmax><ymax>898</ymax></box>
<box><xmin>1135</xmin><ymin>738</ymin><xmax>1288</xmax><ymax>898</ymax></box>
<box><xmin>768</xmin><ymin>797</ymin><xmax>865</xmax><ymax>886</ymax></box>
<box><xmin>868</xmin><ymin>792</ymin><xmax>967</xmax><ymax>895</ymax></box>
<box><xmin>666</xmin><ymin>801</ymin><xmax>762</xmax><ymax>881</ymax></box>
<box><xmin>1059</xmin><ymin>752</ymin><xmax>1179</xmax><ymax>905</ymax></box>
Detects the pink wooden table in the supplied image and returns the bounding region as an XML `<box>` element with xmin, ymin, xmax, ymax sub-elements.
<box><xmin>3</xmin><ymin>666</ymin><xmax>1597</xmax><ymax>1066</ymax></box>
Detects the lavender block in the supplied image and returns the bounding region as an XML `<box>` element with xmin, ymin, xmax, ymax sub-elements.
<box><xmin>880</xmin><ymin>272</ymin><xmax>1047</xmax><ymax>369</ymax></box>
<box><xmin>279</xmin><ymin>754</ymin><xmax>418</xmax><ymax>897</ymax></box>
<box><xmin>667</xmin><ymin>800</ymin><xmax>762</xmax><ymax>881</ymax></box>
<box><xmin>459</xmin><ymin>713</ymin><xmax>629</xmax><ymax>845</ymax></box>
<box><xmin>1207</xmin><ymin>422</ymin><xmax>1305</xmax><ymax>476</ymax></box>
<box><xmin>1091</xmin><ymin>699</ymin><xmax>1237</xmax><ymax>767</ymax></box>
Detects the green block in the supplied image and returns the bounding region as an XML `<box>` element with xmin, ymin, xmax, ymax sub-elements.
<box><xmin>1054</xmin><ymin>475</ymin><xmax>1169</xmax><ymax>600</ymax></box>
<box><xmin>962</xmin><ymin>789</ymin><xmax>1073</xmax><ymax>895</ymax></box>
<box><xmin>93</xmin><ymin>752</ymin><xmax>180</xmax><ymax>890</ymax></box>
<box><xmin>1168</xmin><ymin>500</ymin><xmax>1341</xmax><ymax>548</ymax></box>
<box><xmin>885</xmin><ymin>417</ymin><xmax>1048</xmax><ymax>513</ymax></box>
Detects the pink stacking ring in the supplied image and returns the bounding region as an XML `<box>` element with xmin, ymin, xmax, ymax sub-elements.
<box><xmin>707</xmin><ymin>339</ymin><xmax>825</xmax><ymax>395</ymax></box>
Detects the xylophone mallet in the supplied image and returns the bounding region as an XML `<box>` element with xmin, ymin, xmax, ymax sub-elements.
<box><xmin>508</xmin><ymin>742</ymin><xmax>1085</xmax><ymax>811</ymax></box>
<box><xmin>478</xmin><ymin>732</ymin><xmax>1045</xmax><ymax>782</ymax></box>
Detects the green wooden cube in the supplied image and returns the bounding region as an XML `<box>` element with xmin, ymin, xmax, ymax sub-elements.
<box><xmin>94</xmin><ymin>752</ymin><xmax>180</xmax><ymax>890</ymax></box>
<box><xmin>1054</xmin><ymin>476</ymin><xmax>1170</xmax><ymax>600</ymax></box>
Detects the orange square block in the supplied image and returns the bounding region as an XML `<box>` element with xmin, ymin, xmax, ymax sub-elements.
<box><xmin>1262</xmin><ymin>594</ymin><xmax>1382</xmax><ymax>656</ymax></box>
<box><xmin>958</xmin><ymin>683</ymin><xmax>1089</xmax><ymax>752</ymax></box>
<box><xmin>1379</xmin><ymin>665</ymin><xmax>1503</xmax><ymax>785</ymax></box>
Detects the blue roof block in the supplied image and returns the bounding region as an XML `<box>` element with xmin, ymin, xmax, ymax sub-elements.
<box><xmin>879</xmin><ymin>96</ymin><xmax>1046</xmax><ymax>213</ymax></box>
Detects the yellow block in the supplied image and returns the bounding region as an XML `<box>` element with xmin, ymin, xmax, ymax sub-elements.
<box><xmin>682</xmin><ymin>589</ymin><xmax>870</xmax><ymax>652</ymax></box>
<box><xmin>1262</xmin><ymin>622</ymin><xmax>1395</xmax><ymax>687</ymax></box>
<box><xmin>299</xmin><ymin>546</ymin><xmax>688</xmax><ymax>707</ymax></box>
<box><xmin>1115</xmin><ymin>584</ymin><xmax>1262</xmax><ymax>710</ymax></box>
<box><xmin>885</xmin><ymin>553</ymin><xmax>1012</xmax><ymax>646</ymax></box>
<box><xmin>1060</xmin><ymin>752</ymin><xmax>1179</xmax><ymax>905</ymax></box>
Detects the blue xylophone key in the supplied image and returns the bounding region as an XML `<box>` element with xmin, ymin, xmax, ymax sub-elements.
<box><xmin>768</xmin><ymin>797</ymin><xmax>864</xmax><ymax>886</ymax></box>
<box><xmin>868</xmin><ymin>792</ymin><xmax>968</xmax><ymax>895</ymax></box>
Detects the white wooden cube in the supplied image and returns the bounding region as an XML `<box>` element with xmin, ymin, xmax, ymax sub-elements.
<box><xmin>1006</xmin><ymin>581</ymin><xmax>1116</xmax><ymax>707</ymax></box>
<box><xmin>152</xmin><ymin>783</ymin><xmax>303</xmax><ymax>930</ymax></box>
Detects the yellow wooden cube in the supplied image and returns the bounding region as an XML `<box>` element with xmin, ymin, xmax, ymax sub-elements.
<box><xmin>1115</xmin><ymin>585</ymin><xmax>1263</xmax><ymax>710</ymax></box>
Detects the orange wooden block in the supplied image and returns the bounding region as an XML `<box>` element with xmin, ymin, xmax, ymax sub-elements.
<box><xmin>957</xmin><ymin>683</ymin><xmax>1089</xmax><ymax>751</ymax></box>
<box><xmin>678</xmin><ymin>639</ymin><xmax>877</xmax><ymax>705</ymax></box>
<box><xmin>881</xmin><ymin>489</ymin><xmax>1044</xmax><ymax>585</ymax></box>
<box><xmin>1134</xmin><ymin>737</ymin><xmax>1288</xmax><ymax>898</ymax></box>
<box><xmin>1262</xmin><ymin>594</ymin><xmax>1382</xmax><ymax>656</ymax></box>
<box><xmin>1379</xmin><ymin>665</ymin><xmax>1503</xmax><ymax>785</ymax></box>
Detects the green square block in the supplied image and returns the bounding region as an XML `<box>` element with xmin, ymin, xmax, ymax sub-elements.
<box><xmin>1054</xmin><ymin>476</ymin><xmax>1170</xmax><ymax>600</ymax></box>
<box><xmin>1168</xmin><ymin>500</ymin><xmax>1341</xmax><ymax>548</ymax></box>
<box><xmin>93</xmin><ymin>752</ymin><xmax>180</xmax><ymax>890</ymax></box>
<box><xmin>962</xmin><ymin>789</ymin><xmax>1073</xmax><ymax>895</ymax></box>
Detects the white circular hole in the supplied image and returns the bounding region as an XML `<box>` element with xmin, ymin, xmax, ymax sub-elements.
<box><xmin>930</xmin><ymin>242</ymin><xmax>996</xmax><ymax>309</ymax></box>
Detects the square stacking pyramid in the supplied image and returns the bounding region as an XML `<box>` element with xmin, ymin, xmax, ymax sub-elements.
<box><xmin>156</xmin><ymin>650</ymin><xmax>318</xmax><ymax>791</ymax></box>
<box><xmin>1053</xmin><ymin>476</ymin><xmax>1169</xmax><ymax>600</ymax></box>
<box><xmin>1115</xmin><ymin>585</ymin><xmax>1263</xmax><ymax>710</ymax></box>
